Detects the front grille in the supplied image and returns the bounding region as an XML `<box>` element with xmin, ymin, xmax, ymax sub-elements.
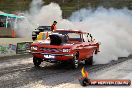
<box><xmin>40</xmin><ymin>48</ymin><xmax>62</xmax><ymax>52</ymax></box>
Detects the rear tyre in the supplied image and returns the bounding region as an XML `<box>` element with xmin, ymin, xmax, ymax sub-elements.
<box><xmin>71</xmin><ymin>53</ymin><xmax>79</xmax><ymax>69</ymax></box>
<box><xmin>32</xmin><ymin>36</ymin><xmax>37</xmax><ymax>41</ymax></box>
<box><xmin>33</xmin><ymin>57</ymin><xmax>42</xmax><ymax>67</ymax></box>
<box><xmin>85</xmin><ymin>56</ymin><xmax>93</xmax><ymax>65</ymax></box>
<box><xmin>95</xmin><ymin>49</ymin><xmax>98</xmax><ymax>54</ymax></box>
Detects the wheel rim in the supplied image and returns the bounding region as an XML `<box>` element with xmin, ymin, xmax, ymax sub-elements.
<box><xmin>74</xmin><ymin>55</ymin><xmax>79</xmax><ymax>68</ymax></box>
<box><xmin>36</xmin><ymin>59</ymin><xmax>39</xmax><ymax>63</ymax></box>
<box><xmin>33</xmin><ymin>58</ymin><xmax>41</xmax><ymax>66</ymax></box>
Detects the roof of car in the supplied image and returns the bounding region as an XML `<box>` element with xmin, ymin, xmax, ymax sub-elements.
<box><xmin>56</xmin><ymin>29</ymin><xmax>86</xmax><ymax>33</ymax></box>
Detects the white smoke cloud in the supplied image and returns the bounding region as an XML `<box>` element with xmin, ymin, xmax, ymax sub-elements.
<box><xmin>29</xmin><ymin>0</ymin><xmax>43</xmax><ymax>15</ymax></box>
<box><xmin>70</xmin><ymin>7</ymin><xmax>132</xmax><ymax>64</ymax></box>
<box><xmin>17</xmin><ymin>0</ymin><xmax>75</xmax><ymax>37</ymax></box>
<box><xmin>18</xmin><ymin>0</ymin><xmax>132</xmax><ymax>64</ymax></box>
<box><xmin>16</xmin><ymin>0</ymin><xmax>44</xmax><ymax>37</ymax></box>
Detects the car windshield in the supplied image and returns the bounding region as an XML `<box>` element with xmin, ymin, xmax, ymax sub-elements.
<box><xmin>54</xmin><ymin>31</ymin><xmax>82</xmax><ymax>42</ymax></box>
<box><xmin>67</xmin><ymin>33</ymin><xmax>80</xmax><ymax>38</ymax></box>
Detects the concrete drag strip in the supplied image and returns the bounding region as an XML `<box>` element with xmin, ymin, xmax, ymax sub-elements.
<box><xmin>0</xmin><ymin>55</ymin><xmax>131</xmax><ymax>88</ymax></box>
<box><xmin>53</xmin><ymin>59</ymin><xmax>132</xmax><ymax>88</ymax></box>
<box><xmin>0</xmin><ymin>57</ymin><xmax>32</xmax><ymax>69</ymax></box>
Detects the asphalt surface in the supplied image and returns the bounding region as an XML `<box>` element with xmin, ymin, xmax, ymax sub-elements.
<box><xmin>0</xmin><ymin>55</ymin><xmax>131</xmax><ymax>88</ymax></box>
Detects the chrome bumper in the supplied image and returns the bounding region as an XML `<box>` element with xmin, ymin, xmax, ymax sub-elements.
<box><xmin>32</xmin><ymin>52</ymin><xmax>74</xmax><ymax>57</ymax></box>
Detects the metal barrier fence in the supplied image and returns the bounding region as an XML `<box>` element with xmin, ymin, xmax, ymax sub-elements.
<box><xmin>16</xmin><ymin>42</ymin><xmax>33</xmax><ymax>54</ymax></box>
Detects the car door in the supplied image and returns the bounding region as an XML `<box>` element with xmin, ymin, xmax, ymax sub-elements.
<box><xmin>83</xmin><ymin>33</ymin><xmax>94</xmax><ymax>59</ymax></box>
<box><xmin>73</xmin><ymin>34</ymin><xmax>85</xmax><ymax>60</ymax></box>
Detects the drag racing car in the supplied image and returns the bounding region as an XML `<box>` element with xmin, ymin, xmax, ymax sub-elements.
<box><xmin>32</xmin><ymin>26</ymin><xmax>51</xmax><ymax>40</ymax></box>
<box><xmin>16</xmin><ymin>26</ymin><xmax>51</xmax><ymax>54</ymax></box>
<box><xmin>30</xmin><ymin>29</ymin><xmax>100</xmax><ymax>69</ymax></box>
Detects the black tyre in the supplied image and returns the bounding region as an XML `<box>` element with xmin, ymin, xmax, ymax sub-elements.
<box><xmin>71</xmin><ymin>53</ymin><xmax>79</xmax><ymax>69</ymax></box>
<box><xmin>33</xmin><ymin>57</ymin><xmax>42</xmax><ymax>67</ymax></box>
<box><xmin>85</xmin><ymin>56</ymin><xmax>93</xmax><ymax>65</ymax></box>
<box><xmin>32</xmin><ymin>36</ymin><xmax>37</xmax><ymax>41</ymax></box>
<box><xmin>95</xmin><ymin>49</ymin><xmax>98</xmax><ymax>54</ymax></box>
<box><xmin>79</xmin><ymin>78</ymin><xmax>90</xmax><ymax>86</ymax></box>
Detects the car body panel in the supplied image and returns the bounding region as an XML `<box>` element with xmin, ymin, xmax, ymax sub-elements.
<box><xmin>31</xmin><ymin>29</ymin><xmax>100</xmax><ymax>62</ymax></box>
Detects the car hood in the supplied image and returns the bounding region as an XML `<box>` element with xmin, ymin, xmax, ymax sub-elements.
<box><xmin>31</xmin><ymin>40</ymin><xmax>74</xmax><ymax>49</ymax></box>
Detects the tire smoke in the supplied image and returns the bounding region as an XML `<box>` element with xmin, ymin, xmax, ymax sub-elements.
<box><xmin>69</xmin><ymin>7</ymin><xmax>132</xmax><ymax>64</ymax></box>
<box><xmin>18</xmin><ymin>0</ymin><xmax>132</xmax><ymax>64</ymax></box>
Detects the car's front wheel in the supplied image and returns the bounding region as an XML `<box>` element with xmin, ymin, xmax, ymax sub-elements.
<box><xmin>33</xmin><ymin>57</ymin><xmax>42</xmax><ymax>67</ymax></box>
<box><xmin>71</xmin><ymin>53</ymin><xmax>79</xmax><ymax>69</ymax></box>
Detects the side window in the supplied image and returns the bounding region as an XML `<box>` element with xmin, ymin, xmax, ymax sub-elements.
<box><xmin>83</xmin><ymin>34</ymin><xmax>89</xmax><ymax>42</ymax></box>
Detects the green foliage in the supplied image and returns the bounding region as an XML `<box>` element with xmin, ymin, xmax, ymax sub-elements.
<box><xmin>0</xmin><ymin>0</ymin><xmax>132</xmax><ymax>18</ymax></box>
<box><xmin>0</xmin><ymin>45</ymin><xmax>8</xmax><ymax>54</ymax></box>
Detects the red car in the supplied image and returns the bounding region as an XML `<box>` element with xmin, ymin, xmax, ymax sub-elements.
<box><xmin>31</xmin><ymin>29</ymin><xmax>100</xmax><ymax>68</ymax></box>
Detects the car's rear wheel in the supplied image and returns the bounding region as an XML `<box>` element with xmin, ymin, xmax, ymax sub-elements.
<box><xmin>71</xmin><ymin>53</ymin><xmax>79</xmax><ymax>69</ymax></box>
<box><xmin>85</xmin><ymin>56</ymin><xmax>93</xmax><ymax>65</ymax></box>
<box><xmin>33</xmin><ymin>57</ymin><xmax>42</xmax><ymax>67</ymax></box>
<box><xmin>95</xmin><ymin>49</ymin><xmax>98</xmax><ymax>54</ymax></box>
<box><xmin>32</xmin><ymin>36</ymin><xmax>37</xmax><ymax>41</ymax></box>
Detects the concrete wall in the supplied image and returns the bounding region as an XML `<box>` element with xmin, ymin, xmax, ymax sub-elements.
<box><xmin>0</xmin><ymin>38</ymin><xmax>32</xmax><ymax>57</ymax></box>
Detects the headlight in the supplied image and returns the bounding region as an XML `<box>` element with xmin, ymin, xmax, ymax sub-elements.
<box><xmin>63</xmin><ymin>49</ymin><xmax>70</xmax><ymax>52</ymax></box>
<box><xmin>31</xmin><ymin>46</ymin><xmax>38</xmax><ymax>50</ymax></box>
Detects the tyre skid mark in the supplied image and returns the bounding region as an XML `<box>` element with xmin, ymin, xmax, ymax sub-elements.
<box><xmin>0</xmin><ymin>56</ymin><xmax>131</xmax><ymax>88</ymax></box>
